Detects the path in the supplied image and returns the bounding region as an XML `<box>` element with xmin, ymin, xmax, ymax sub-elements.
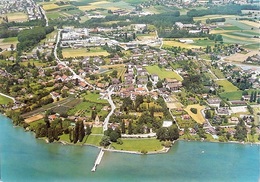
<box><xmin>122</xmin><ymin>133</ymin><xmax>156</xmax><ymax>138</ymax></box>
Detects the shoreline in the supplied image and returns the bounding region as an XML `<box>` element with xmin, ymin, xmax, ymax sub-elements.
<box><xmin>1</xmin><ymin>114</ymin><xmax>259</xmax><ymax>157</ymax></box>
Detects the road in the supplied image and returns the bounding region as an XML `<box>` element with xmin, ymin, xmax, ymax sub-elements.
<box><xmin>39</xmin><ymin>5</ymin><xmax>48</xmax><ymax>27</ymax></box>
<box><xmin>54</xmin><ymin>30</ymin><xmax>95</xmax><ymax>89</ymax></box>
<box><xmin>102</xmin><ymin>87</ymin><xmax>116</xmax><ymax>131</ymax></box>
<box><xmin>54</xmin><ymin>30</ymin><xmax>115</xmax><ymax>131</ymax></box>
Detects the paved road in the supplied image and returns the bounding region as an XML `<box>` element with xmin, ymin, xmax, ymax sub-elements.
<box><xmin>39</xmin><ymin>5</ymin><xmax>48</xmax><ymax>27</ymax></box>
<box><xmin>54</xmin><ymin>31</ymin><xmax>115</xmax><ymax>131</ymax></box>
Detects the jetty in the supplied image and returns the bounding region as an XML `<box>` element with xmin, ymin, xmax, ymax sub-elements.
<box><xmin>91</xmin><ymin>149</ymin><xmax>104</xmax><ymax>172</ymax></box>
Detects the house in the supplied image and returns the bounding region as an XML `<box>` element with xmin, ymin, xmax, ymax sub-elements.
<box><xmin>216</xmin><ymin>107</ymin><xmax>230</xmax><ymax>116</ymax></box>
<box><xmin>151</xmin><ymin>74</ymin><xmax>159</xmax><ymax>82</ymax></box>
<box><xmin>165</xmin><ymin>78</ymin><xmax>182</xmax><ymax>91</ymax></box>
<box><xmin>207</xmin><ymin>97</ymin><xmax>221</xmax><ymax>108</ymax></box>
<box><xmin>162</xmin><ymin>120</ymin><xmax>173</xmax><ymax>127</ymax></box>
<box><xmin>229</xmin><ymin>117</ymin><xmax>239</xmax><ymax>124</ymax></box>
<box><xmin>229</xmin><ymin>100</ymin><xmax>247</xmax><ymax>106</ymax></box>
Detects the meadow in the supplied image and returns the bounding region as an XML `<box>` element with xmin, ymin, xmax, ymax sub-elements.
<box><xmin>145</xmin><ymin>65</ymin><xmax>183</xmax><ymax>81</ymax></box>
<box><xmin>216</xmin><ymin>80</ymin><xmax>238</xmax><ymax>92</ymax></box>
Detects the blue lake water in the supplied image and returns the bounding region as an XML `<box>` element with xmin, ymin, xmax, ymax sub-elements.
<box><xmin>0</xmin><ymin>115</ymin><xmax>259</xmax><ymax>182</ymax></box>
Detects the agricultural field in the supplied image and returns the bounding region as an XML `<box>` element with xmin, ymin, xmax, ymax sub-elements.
<box><xmin>193</xmin><ymin>15</ymin><xmax>238</xmax><ymax>23</ymax></box>
<box><xmin>78</xmin><ymin>1</ymin><xmax>132</xmax><ymax>11</ymax></box>
<box><xmin>216</xmin><ymin>80</ymin><xmax>238</xmax><ymax>92</ymax></box>
<box><xmin>210</xmin><ymin>18</ymin><xmax>260</xmax><ymax>49</ymax></box>
<box><xmin>111</xmin><ymin>138</ymin><xmax>163</xmax><ymax>152</ymax></box>
<box><xmin>184</xmin><ymin>104</ymin><xmax>206</xmax><ymax>124</ymax></box>
<box><xmin>62</xmin><ymin>47</ymin><xmax>109</xmax><ymax>58</ymax></box>
<box><xmin>145</xmin><ymin>65</ymin><xmax>183</xmax><ymax>81</ymax></box>
<box><xmin>0</xmin><ymin>95</ymin><xmax>13</xmax><ymax>105</ymax></box>
<box><xmin>1</xmin><ymin>12</ymin><xmax>28</xmax><ymax>22</ymax></box>
<box><xmin>225</xmin><ymin>50</ymin><xmax>259</xmax><ymax>62</ymax></box>
<box><xmin>163</xmin><ymin>40</ymin><xmax>200</xmax><ymax>49</ymax></box>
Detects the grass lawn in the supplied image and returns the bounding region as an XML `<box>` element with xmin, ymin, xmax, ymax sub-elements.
<box><xmin>219</xmin><ymin>91</ymin><xmax>243</xmax><ymax>101</ymax></box>
<box><xmin>85</xmin><ymin>135</ymin><xmax>102</xmax><ymax>146</ymax></box>
<box><xmin>145</xmin><ymin>65</ymin><xmax>183</xmax><ymax>81</ymax></box>
<box><xmin>216</xmin><ymin>80</ymin><xmax>238</xmax><ymax>92</ymax></box>
<box><xmin>184</xmin><ymin>104</ymin><xmax>206</xmax><ymax>124</ymax></box>
<box><xmin>28</xmin><ymin>119</ymin><xmax>45</xmax><ymax>131</ymax></box>
<box><xmin>111</xmin><ymin>138</ymin><xmax>163</xmax><ymax>152</ymax></box>
<box><xmin>91</xmin><ymin>127</ymin><xmax>103</xmax><ymax>134</ymax></box>
<box><xmin>62</xmin><ymin>47</ymin><xmax>109</xmax><ymax>58</ymax></box>
<box><xmin>81</xmin><ymin>91</ymin><xmax>108</xmax><ymax>104</ymax></box>
<box><xmin>0</xmin><ymin>95</ymin><xmax>13</xmax><ymax>104</ymax></box>
<box><xmin>211</xmin><ymin>68</ymin><xmax>225</xmax><ymax>79</ymax></box>
<box><xmin>247</xmin><ymin>134</ymin><xmax>259</xmax><ymax>143</ymax></box>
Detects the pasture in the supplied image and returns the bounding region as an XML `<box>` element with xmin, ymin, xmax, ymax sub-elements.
<box><xmin>62</xmin><ymin>47</ymin><xmax>109</xmax><ymax>58</ymax></box>
<box><xmin>216</xmin><ymin>80</ymin><xmax>238</xmax><ymax>92</ymax></box>
<box><xmin>145</xmin><ymin>65</ymin><xmax>183</xmax><ymax>81</ymax></box>
<box><xmin>184</xmin><ymin>104</ymin><xmax>206</xmax><ymax>124</ymax></box>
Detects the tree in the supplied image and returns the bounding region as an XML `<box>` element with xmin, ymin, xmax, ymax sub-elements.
<box><xmin>156</xmin><ymin>81</ymin><xmax>163</xmax><ymax>88</ymax></box>
<box><xmin>205</xmin><ymin>110</ymin><xmax>212</xmax><ymax>119</ymax></box>
<box><xmin>78</xmin><ymin>121</ymin><xmax>85</xmax><ymax>142</ymax></box>
<box><xmin>128</xmin><ymin>120</ymin><xmax>133</xmax><ymax>134</ymax></box>
<box><xmin>100</xmin><ymin>136</ymin><xmax>110</xmax><ymax>146</ymax></box>
<box><xmin>156</xmin><ymin>127</ymin><xmax>167</xmax><ymax>141</ymax></box>
<box><xmin>167</xmin><ymin>126</ymin><xmax>179</xmax><ymax>141</ymax></box>
<box><xmin>110</xmin><ymin>131</ymin><xmax>120</xmax><ymax>142</ymax></box>
<box><xmin>121</xmin><ymin>120</ymin><xmax>126</xmax><ymax>134</ymax></box>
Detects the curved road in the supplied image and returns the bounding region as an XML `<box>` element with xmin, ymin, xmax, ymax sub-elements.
<box><xmin>54</xmin><ymin>30</ymin><xmax>114</xmax><ymax>131</ymax></box>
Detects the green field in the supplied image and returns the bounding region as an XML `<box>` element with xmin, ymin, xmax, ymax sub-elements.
<box><xmin>219</xmin><ymin>91</ymin><xmax>243</xmax><ymax>100</ymax></box>
<box><xmin>192</xmin><ymin>39</ymin><xmax>216</xmax><ymax>47</ymax></box>
<box><xmin>216</xmin><ymin>80</ymin><xmax>238</xmax><ymax>92</ymax></box>
<box><xmin>0</xmin><ymin>95</ymin><xmax>13</xmax><ymax>104</ymax></box>
<box><xmin>81</xmin><ymin>91</ymin><xmax>108</xmax><ymax>104</ymax></box>
<box><xmin>211</xmin><ymin>68</ymin><xmax>225</xmax><ymax>79</ymax></box>
<box><xmin>91</xmin><ymin>127</ymin><xmax>103</xmax><ymax>134</ymax></box>
<box><xmin>111</xmin><ymin>138</ymin><xmax>163</xmax><ymax>152</ymax></box>
<box><xmin>85</xmin><ymin>135</ymin><xmax>102</xmax><ymax>146</ymax></box>
<box><xmin>62</xmin><ymin>48</ymin><xmax>109</xmax><ymax>58</ymax></box>
<box><xmin>145</xmin><ymin>65</ymin><xmax>183</xmax><ymax>81</ymax></box>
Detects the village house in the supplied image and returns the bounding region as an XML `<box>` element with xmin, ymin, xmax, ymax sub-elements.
<box><xmin>165</xmin><ymin>78</ymin><xmax>182</xmax><ymax>91</ymax></box>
